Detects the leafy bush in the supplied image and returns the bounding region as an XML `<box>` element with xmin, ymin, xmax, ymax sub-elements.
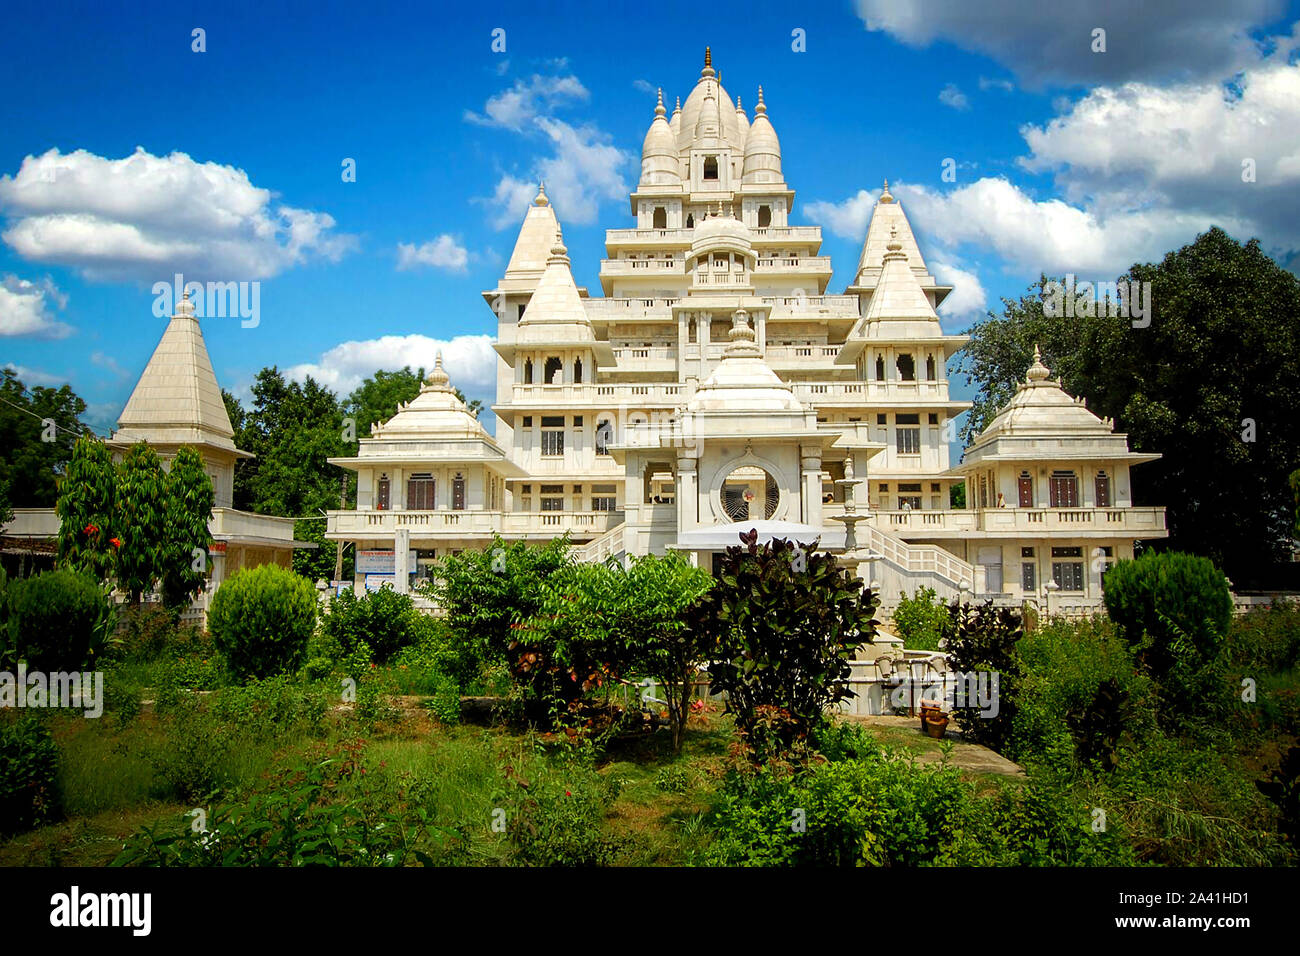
<box><xmin>941</xmin><ymin>600</ymin><xmax>1023</xmax><ymax>752</ymax></box>
<box><xmin>892</xmin><ymin>586</ymin><xmax>948</xmax><ymax>651</ymax></box>
<box><xmin>115</xmin><ymin>740</ymin><xmax>440</xmax><ymax>866</ymax></box>
<box><xmin>392</xmin><ymin>614</ymin><xmax>483</xmax><ymax>691</ymax></box>
<box><xmin>0</xmin><ymin>715</ymin><xmax>61</xmax><ymax>834</ymax></box>
<box><xmin>208</xmin><ymin>565</ymin><xmax>317</xmax><ymax>680</ymax></box>
<box><xmin>695</xmin><ymin>533</ymin><xmax>878</xmax><ymax>759</ymax></box>
<box><xmin>321</xmin><ymin>585</ymin><xmax>423</xmax><ymax>665</ymax></box>
<box><xmin>501</xmin><ymin>758</ymin><xmax>624</xmax><ymax>866</ymax></box>
<box><xmin>1257</xmin><ymin>745</ymin><xmax>1300</xmax><ymax>853</ymax></box>
<box><xmin>430</xmin><ymin>678</ymin><xmax>461</xmax><ymax>725</ymax></box>
<box><xmin>1</xmin><ymin>569</ymin><xmax>113</xmax><ymax>670</ymax></box>
<box><xmin>424</xmin><ymin>535</ymin><xmax>571</xmax><ymax>679</ymax></box>
<box><xmin>1103</xmin><ymin>550</ymin><xmax>1233</xmax><ymax>683</ymax></box>
<box><xmin>1010</xmin><ymin>616</ymin><xmax>1154</xmax><ymax>769</ymax></box>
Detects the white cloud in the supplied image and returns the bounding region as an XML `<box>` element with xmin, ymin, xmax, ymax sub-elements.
<box><xmin>396</xmin><ymin>234</ymin><xmax>470</xmax><ymax>272</ymax></box>
<box><xmin>938</xmin><ymin>83</ymin><xmax>970</xmax><ymax>110</ymax></box>
<box><xmin>284</xmin><ymin>333</ymin><xmax>498</xmax><ymax>397</ymax></box>
<box><xmin>3</xmin><ymin>362</ymin><xmax>63</xmax><ymax>387</ymax></box>
<box><xmin>854</xmin><ymin>0</ymin><xmax>1283</xmax><ymax>88</ymax></box>
<box><xmin>467</xmin><ymin>73</ymin><xmax>632</xmax><ymax>228</ymax></box>
<box><xmin>930</xmin><ymin>256</ymin><xmax>988</xmax><ymax>321</ymax></box>
<box><xmin>0</xmin><ymin>147</ymin><xmax>357</xmax><ymax>282</ymax></box>
<box><xmin>464</xmin><ymin>74</ymin><xmax>589</xmax><ymax>132</ymax></box>
<box><xmin>0</xmin><ymin>274</ymin><xmax>72</xmax><ymax>338</ymax></box>
<box><xmin>978</xmin><ymin>76</ymin><xmax>1015</xmax><ymax>92</ymax></box>
<box><xmin>803</xmin><ymin>189</ymin><xmax>878</xmax><ymax>240</ymax></box>
<box><xmin>632</xmin><ymin>79</ymin><xmax>656</xmax><ymax>94</ymax></box>
<box><xmin>90</xmin><ymin>350</ymin><xmax>128</xmax><ymax>377</ymax></box>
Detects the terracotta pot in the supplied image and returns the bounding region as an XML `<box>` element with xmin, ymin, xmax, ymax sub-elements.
<box><xmin>922</xmin><ymin>714</ymin><xmax>949</xmax><ymax>739</ymax></box>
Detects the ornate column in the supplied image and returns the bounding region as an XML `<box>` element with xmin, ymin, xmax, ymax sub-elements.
<box><xmin>676</xmin><ymin>452</ymin><xmax>699</xmax><ymax>532</ymax></box>
<box><xmin>800</xmin><ymin>444</ymin><xmax>823</xmax><ymax>526</ymax></box>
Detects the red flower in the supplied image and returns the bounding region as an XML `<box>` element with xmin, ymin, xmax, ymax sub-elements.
<box><xmin>109</xmin><ymin>537</ymin><xmax>122</xmax><ymax>549</ymax></box>
<box><xmin>565</xmin><ymin>791</ymin><xmax>571</xmax><ymax>797</ymax></box>
<box><xmin>84</xmin><ymin>524</ymin><xmax>98</xmax><ymax>535</ymax></box>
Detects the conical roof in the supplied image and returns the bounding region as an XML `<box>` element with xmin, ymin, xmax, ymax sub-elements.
<box><xmin>113</xmin><ymin>291</ymin><xmax>239</xmax><ymax>452</ymax></box>
<box><xmin>502</xmin><ymin>184</ymin><xmax>560</xmax><ymax>286</ymax></box>
<box><xmin>858</xmin><ymin>225</ymin><xmax>943</xmax><ymax>338</ymax></box>
<box><xmin>854</xmin><ymin>181</ymin><xmax>930</xmax><ymax>285</ymax></box>
<box><xmin>640</xmin><ymin>89</ymin><xmax>680</xmax><ymax>186</ymax></box>
<box><xmin>741</xmin><ymin>87</ymin><xmax>782</xmax><ymax>184</ymax></box>
<box><xmin>515</xmin><ymin>228</ymin><xmax>595</xmax><ymax>346</ymax></box>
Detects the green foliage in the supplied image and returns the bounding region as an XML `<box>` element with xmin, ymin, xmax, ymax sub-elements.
<box><xmin>55</xmin><ymin>436</ymin><xmax>117</xmax><ymax>581</ymax></box>
<box><xmin>159</xmin><ymin>446</ymin><xmax>214</xmax><ymax>610</ymax></box>
<box><xmin>115</xmin><ymin>740</ymin><xmax>440</xmax><ymax>866</ymax></box>
<box><xmin>942</xmin><ymin>600</ymin><xmax>1023</xmax><ymax>752</ymax></box>
<box><xmin>430</xmin><ymin>678</ymin><xmax>461</xmax><ymax>725</ymax></box>
<box><xmin>704</xmin><ymin>751</ymin><xmax>1134</xmax><ymax>867</ymax></box>
<box><xmin>694</xmin><ymin>533</ymin><xmax>878</xmax><ymax>759</ymax></box>
<box><xmin>522</xmin><ymin>552</ymin><xmax>714</xmax><ymax>740</ymax></box>
<box><xmin>321</xmin><ymin>585</ymin><xmax>424</xmax><ymax>665</ymax></box>
<box><xmin>1103</xmin><ymin>550</ymin><xmax>1233</xmax><ymax>685</ymax></box>
<box><xmin>1</xmin><ymin>569</ymin><xmax>113</xmax><ymax>670</ymax></box>
<box><xmin>392</xmin><ymin>615</ymin><xmax>482</xmax><ymax>690</ymax></box>
<box><xmin>0</xmin><ymin>714</ymin><xmax>61</xmax><ymax>834</ymax></box>
<box><xmin>0</xmin><ymin>367</ymin><xmax>87</xmax><ymax>510</ymax></box>
<box><xmin>957</xmin><ymin>229</ymin><xmax>1300</xmax><ymax>574</ymax></box>
<box><xmin>1010</xmin><ymin>616</ymin><xmax>1154</xmax><ymax>769</ymax></box>
<box><xmin>208</xmin><ymin>565</ymin><xmax>317</xmax><ymax>680</ymax></box>
<box><xmin>114</xmin><ymin>442</ymin><xmax>170</xmax><ymax>602</ymax></box>
<box><xmin>500</xmin><ymin>757</ymin><xmax>624</xmax><ymax>866</ymax></box>
<box><xmin>892</xmin><ymin>586</ymin><xmax>949</xmax><ymax>651</ymax></box>
<box><xmin>425</xmin><ymin>536</ymin><xmax>572</xmax><ymax>710</ymax></box>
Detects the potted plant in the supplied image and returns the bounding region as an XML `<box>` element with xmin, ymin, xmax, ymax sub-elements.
<box><xmin>919</xmin><ymin>699</ymin><xmax>950</xmax><ymax>739</ymax></box>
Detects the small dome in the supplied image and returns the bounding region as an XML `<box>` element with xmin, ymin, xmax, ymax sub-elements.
<box><xmin>640</xmin><ymin>89</ymin><xmax>680</xmax><ymax>187</ymax></box>
<box><xmin>691</xmin><ymin>205</ymin><xmax>753</xmax><ymax>259</ymax></box>
<box><xmin>688</xmin><ymin>310</ymin><xmax>804</xmax><ymax>414</ymax></box>
<box><xmin>742</xmin><ymin>87</ymin><xmax>782</xmax><ymax>185</ymax></box>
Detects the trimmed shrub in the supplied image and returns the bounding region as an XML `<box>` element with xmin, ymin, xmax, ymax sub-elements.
<box><xmin>321</xmin><ymin>585</ymin><xmax>422</xmax><ymax>665</ymax></box>
<box><xmin>0</xmin><ymin>715</ymin><xmax>61</xmax><ymax>834</ymax></box>
<box><xmin>1</xmin><ymin>569</ymin><xmax>113</xmax><ymax>670</ymax></box>
<box><xmin>208</xmin><ymin>565</ymin><xmax>317</xmax><ymax>680</ymax></box>
<box><xmin>1103</xmin><ymin>550</ymin><xmax>1233</xmax><ymax>681</ymax></box>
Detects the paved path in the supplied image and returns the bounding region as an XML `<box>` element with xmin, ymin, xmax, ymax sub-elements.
<box><xmin>840</xmin><ymin>714</ymin><xmax>1026</xmax><ymax>778</ymax></box>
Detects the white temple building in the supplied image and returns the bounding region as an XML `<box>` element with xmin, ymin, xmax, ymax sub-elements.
<box><xmin>318</xmin><ymin>49</ymin><xmax>1168</xmax><ymax>612</ymax></box>
<box><xmin>2</xmin><ymin>291</ymin><xmax>307</xmax><ymax>616</ymax></box>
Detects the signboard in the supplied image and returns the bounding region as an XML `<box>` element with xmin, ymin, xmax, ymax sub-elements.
<box><xmin>364</xmin><ymin>574</ymin><xmax>396</xmax><ymax>592</ymax></box>
<box><xmin>356</xmin><ymin>550</ymin><xmax>417</xmax><ymax>574</ymax></box>
<box><xmin>209</xmin><ymin>541</ymin><xmax>227</xmax><ymax>554</ymax></box>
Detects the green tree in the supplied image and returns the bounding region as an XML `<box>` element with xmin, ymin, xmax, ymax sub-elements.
<box><xmin>0</xmin><ymin>367</ymin><xmax>88</xmax><ymax>508</ymax></box>
<box><xmin>693</xmin><ymin>532</ymin><xmax>879</xmax><ymax>759</ymax></box>
<box><xmin>55</xmin><ymin>436</ymin><xmax>117</xmax><ymax>581</ymax></box>
<box><xmin>956</xmin><ymin>229</ymin><xmax>1300</xmax><ymax>574</ymax></box>
<box><xmin>115</xmin><ymin>442</ymin><xmax>170</xmax><ymax>603</ymax></box>
<box><xmin>344</xmin><ymin>367</ymin><xmax>425</xmax><ymax>437</ymax></box>
<box><xmin>160</xmin><ymin>446</ymin><xmax>215</xmax><ymax>610</ymax></box>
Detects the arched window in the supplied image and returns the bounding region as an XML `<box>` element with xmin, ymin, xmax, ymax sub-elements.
<box><xmin>926</xmin><ymin>354</ymin><xmax>937</xmax><ymax>380</ymax></box>
<box><xmin>523</xmin><ymin>359</ymin><xmax>533</xmax><ymax>385</ymax></box>
<box><xmin>896</xmin><ymin>353</ymin><xmax>916</xmax><ymax>381</ymax></box>
<box><xmin>652</xmin><ymin>206</ymin><xmax>667</xmax><ymax>229</ymax></box>
<box><xmin>703</xmin><ymin>156</ymin><xmax>719</xmax><ymax>181</ymax></box>
<box><xmin>757</xmin><ymin>205</ymin><xmax>771</xmax><ymax>228</ymax></box>
<box><xmin>875</xmin><ymin>355</ymin><xmax>885</xmax><ymax>381</ymax></box>
<box><xmin>595</xmin><ymin>419</ymin><xmax>614</xmax><ymax>455</ymax></box>
<box><xmin>573</xmin><ymin>357</ymin><xmax>583</xmax><ymax>384</ymax></box>
<box><xmin>685</xmin><ymin>214</ymin><xmax>695</xmax><ymax>228</ymax></box>
<box><xmin>544</xmin><ymin>356</ymin><xmax>563</xmax><ymax>384</ymax></box>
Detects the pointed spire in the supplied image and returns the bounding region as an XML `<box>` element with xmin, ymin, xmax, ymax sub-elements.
<box><xmin>884</xmin><ymin>224</ymin><xmax>904</xmax><ymax>258</ymax></box>
<box><xmin>723</xmin><ymin>308</ymin><xmax>762</xmax><ymax>358</ymax></box>
<box><xmin>655</xmin><ymin>87</ymin><xmax>665</xmax><ymax>117</ymax></box>
<box><xmin>736</xmin><ymin>95</ymin><xmax>743</xmax><ymax>112</ymax></box>
<box><xmin>426</xmin><ymin>350</ymin><xmax>451</xmax><ymax>389</ymax></box>
<box><xmin>534</xmin><ymin>182</ymin><xmax>548</xmax><ymax>206</ymax></box>
<box><xmin>176</xmin><ymin>288</ymin><xmax>196</xmax><ymax>319</ymax></box>
<box><xmin>1026</xmin><ymin>344</ymin><xmax>1052</xmax><ymax>383</ymax></box>
<box><xmin>703</xmin><ymin>46</ymin><xmax>713</xmax><ymax>77</ymax></box>
<box><xmin>547</xmin><ymin>226</ymin><xmax>569</xmax><ymax>266</ymax></box>
<box><xmin>755</xmin><ymin>86</ymin><xmax>766</xmax><ymax>115</ymax></box>
<box><xmin>674</xmin><ymin>95</ymin><xmax>681</xmax><ymax>114</ymax></box>
<box><xmin>879</xmin><ymin>179</ymin><xmax>894</xmax><ymax>204</ymax></box>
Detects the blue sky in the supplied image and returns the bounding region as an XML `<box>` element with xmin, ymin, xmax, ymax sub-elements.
<box><xmin>3</xmin><ymin>0</ymin><xmax>1299</xmax><ymax>435</ymax></box>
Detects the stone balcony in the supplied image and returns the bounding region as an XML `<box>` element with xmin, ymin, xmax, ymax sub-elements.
<box><xmin>501</xmin><ymin>382</ymin><xmax>689</xmax><ymax>407</ymax></box>
<box><xmin>604</xmin><ymin>225</ymin><xmax>822</xmax><ymax>247</ymax></box>
<box><xmin>326</xmin><ymin>509</ymin><xmax>621</xmax><ymax>540</ymax></box>
<box><xmin>843</xmin><ymin>506</ymin><xmax>1168</xmax><ymax>539</ymax></box>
